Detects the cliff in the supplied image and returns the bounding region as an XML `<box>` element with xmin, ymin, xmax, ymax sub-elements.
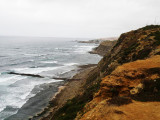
<box><xmin>79</xmin><ymin>55</ymin><xmax>160</xmax><ymax>120</ymax></box>
<box><xmin>77</xmin><ymin>25</ymin><xmax>160</xmax><ymax>120</ymax></box>
<box><xmin>98</xmin><ymin>25</ymin><xmax>160</xmax><ymax>77</ymax></box>
<box><xmin>89</xmin><ymin>40</ymin><xmax>117</xmax><ymax>56</ymax></box>
<box><xmin>39</xmin><ymin>25</ymin><xmax>160</xmax><ymax>120</ymax></box>
<box><xmin>78</xmin><ymin>37</ymin><xmax>117</xmax><ymax>44</ymax></box>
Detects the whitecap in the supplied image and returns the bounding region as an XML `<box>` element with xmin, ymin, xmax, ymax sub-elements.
<box><xmin>23</xmin><ymin>53</ymin><xmax>36</xmax><ymax>56</ymax></box>
<box><xmin>0</xmin><ymin>78</ymin><xmax>64</xmax><ymax>114</ymax></box>
<box><xmin>0</xmin><ymin>76</ymin><xmax>19</xmax><ymax>83</ymax></box>
<box><xmin>64</xmin><ymin>63</ymin><xmax>78</xmax><ymax>66</ymax></box>
<box><xmin>41</xmin><ymin>61</ymin><xmax>58</xmax><ymax>64</ymax></box>
<box><xmin>13</xmin><ymin>68</ymin><xmax>28</xmax><ymax>72</ymax></box>
<box><xmin>29</xmin><ymin>59</ymin><xmax>34</xmax><ymax>62</ymax></box>
<box><xmin>12</xmin><ymin>67</ymin><xmax>60</xmax><ymax>74</ymax></box>
<box><xmin>73</xmin><ymin>45</ymin><xmax>97</xmax><ymax>54</ymax></box>
<box><xmin>0</xmin><ymin>75</ymin><xmax>27</xmax><ymax>85</ymax></box>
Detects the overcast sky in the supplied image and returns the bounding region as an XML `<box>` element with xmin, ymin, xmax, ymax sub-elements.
<box><xmin>0</xmin><ymin>0</ymin><xmax>160</xmax><ymax>38</ymax></box>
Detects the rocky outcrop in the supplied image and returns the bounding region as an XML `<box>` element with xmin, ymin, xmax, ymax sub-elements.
<box><xmin>89</xmin><ymin>40</ymin><xmax>117</xmax><ymax>56</ymax></box>
<box><xmin>98</xmin><ymin>55</ymin><xmax>160</xmax><ymax>99</ymax></box>
<box><xmin>78</xmin><ymin>55</ymin><xmax>160</xmax><ymax>120</ymax></box>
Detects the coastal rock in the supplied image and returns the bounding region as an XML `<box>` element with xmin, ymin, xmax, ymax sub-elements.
<box><xmin>89</xmin><ymin>40</ymin><xmax>117</xmax><ymax>56</ymax></box>
<box><xmin>130</xmin><ymin>83</ymin><xmax>144</xmax><ymax>95</ymax></box>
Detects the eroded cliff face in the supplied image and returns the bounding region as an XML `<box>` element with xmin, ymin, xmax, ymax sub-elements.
<box><xmin>78</xmin><ymin>55</ymin><xmax>160</xmax><ymax>120</ymax></box>
<box><xmin>89</xmin><ymin>40</ymin><xmax>117</xmax><ymax>56</ymax></box>
<box><xmin>76</xmin><ymin>25</ymin><xmax>160</xmax><ymax>120</ymax></box>
<box><xmin>98</xmin><ymin>25</ymin><xmax>160</xmax><ymax>77</ymax></box>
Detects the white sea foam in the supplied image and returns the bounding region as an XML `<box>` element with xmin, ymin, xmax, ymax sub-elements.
<box><xmin>0</xmin><ymin>78</ymin><xmax>63</xmax><ymax>114</ymax></box>
<box><xmin>12</xmin><ymin>62</ymin><xmax>78</xmax><ymax>75</ymax></box>
<box><xmin>13</xmin><ymin>68</ymin><xmax>28</xmax><ymax>71</ymax></box>
<box><xmin>23</xmin><ymin>53</ymin><xmax>36</xmax><ymax>56</ymax></box>
<box><xmin>74</xmin><ymin>45</ymin><xmax>97</xmax><ymax>54</ymax></box>
<box><xmin>19</xmin><ymin>92</ymin><xmax>31</xmax><ymax>100</ymax></box>
<box><xmin>0</xmin><ymin>75</ymin><xmax>27</xmax><ymax>85</ymax></box>
<box><xmin>0</xmin><ymin>76</ymin><xmax>20</xmax><ymax>83</ymax></box>
<box><xmin>64</xmin><ymin>63</ymin><xmax>78</xmax><ymax>66</ymax></box>
<box><xmin>29</xmin><ymin>59</ymin><xmax>34</xmax><ymax>62</ymax></box>
<box><xmin>13</xmin><ymin>67</ymin><xmax>59</xmax><ymax>74</ymax></box>
<box><xmin>41</xmin><ymin>61</ymin><xmax>58</xmax><ymax>64</ymax></box>
<box><xmin>0</xmin><ymin>62</ymin><xmax>78</xmax><ymax>116</ymax></box>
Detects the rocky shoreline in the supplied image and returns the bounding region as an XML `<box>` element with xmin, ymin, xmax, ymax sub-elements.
<box><xmin>6</xmin><ymin>64</ymin><xmax>98</xmax><ymax>120</ymax></box>
<box><xmin>6</xmin><ymin>81</ymin><xmax>65</xmax><ymax>120</ymax></box>
<box><xmin>30</xmin><ymin>64</ymin><xmax>97</xmax><ymax>120</ymax></box>
<box><xmin>26</xmin><ymin>39</ymin><xmax>117</xmax><ymax>120</ymax></box>
<box><xmin>89</xmin><ymin>40</ymin><xmax>117</xmax><ymax>56</ymax></box>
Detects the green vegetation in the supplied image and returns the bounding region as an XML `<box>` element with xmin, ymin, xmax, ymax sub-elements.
<box><xmin>136</xmin><ymin>48</ymin><xmax>151</xmax><ymax>60</ymax></box>
<box><xmin>119</xmin><ymin>43</ymin><xmax>140</xmax><ymax>63</ymax></box>
<box><xmin>113</xmin><ymin>35</ymin><xmax>124</xmax><ymax>48</ymax></box>
<box><xmin>53</xmin><ymin>77</ymin><xmax>101</xmax><ymax>120</ymax></box>
<box><xmin>154</xmin><ymin>31</ymin><xmax>160</xmax><ymax>40</ymax></box>
<box><xmin>149</xmin><ymin>31</ymin><xmax>160</xmax><ymax>45</ymax></box>
<box><xmin>53</xmin><ymin>97</ymin><xmax>86</xmax><ymax>120</ymax></box>
<box><xmin>110</xmin><ymin>87</ymin><xmax>119</xmax><ymax>96</ymax></box>
<box><xmin>108</xmin><ymin>97</ymin><xmax>132</xmax><ymax>106</ymax></box>
<box><xmin>123</xmin><ymin>43</ymin><xmax>139</xmax><ymax>56</ymax></box>
<box><xmin>85</xmin><ymin>68</ymin><xmax>99</xmax><ymax>86</ymax></box>
<box><xmin>156</xmin><ymin>78</ymin><xmax>160</xmax><ymax>91</ymax></box>
<box><xmin>141</xmin><ymin>25</ymin><xmax>160</xmax><ymax>30</ymax></box>
<box><xmin>132</xmin><ymin>75</ymin><xmax>160</xmax><ymax>102</ymax></box>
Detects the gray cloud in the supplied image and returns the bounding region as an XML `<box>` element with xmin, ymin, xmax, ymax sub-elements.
<box><xmin>0</xmin><ymin>0</ymin><xmax>159</xmax><ymax>38</ymax></box>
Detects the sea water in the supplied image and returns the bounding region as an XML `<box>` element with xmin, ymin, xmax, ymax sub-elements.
<box><xmin>0</xmin><ymin>36</ymin><xmax>101</xmax><ymax>120</ymax></box>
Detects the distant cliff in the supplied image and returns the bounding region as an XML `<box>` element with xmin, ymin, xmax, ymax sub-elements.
<box><xmin>39</xmin><ymin>25</ymin><xmax>160</xmax><ymax>120</ymax></box>
<box><xmin>89</xmin><ymin>40</ymin><xmax>117</xmax><ymax>56</ymax></box>
<box><xmin>78</xmin><ymin>37</ymin><xmax>117</xmax><ymax>44</ymax></box>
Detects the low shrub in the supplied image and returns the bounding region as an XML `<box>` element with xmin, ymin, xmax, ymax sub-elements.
<box><xmin>149</xmin><ymin>31</ymin><xmax>160</xmax><ymax>45</ymax></box>
<box><xmin>141</xmin><ymin>25</ymin><xmax>160</xmax><ymax>30</ymax></box>
<box><xmin>53</xmin><ymin>78</ymin><xmax>101</xmax><ymax>120</ymax></box>
<box><xmin>108</xmin><ymin>97</ymin><xmax>132</xmax><ymax>106</ymax></box>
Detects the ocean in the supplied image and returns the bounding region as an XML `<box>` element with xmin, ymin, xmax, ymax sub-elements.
<box><xmin>0</xmin><ymin>36</ymin><xmax>101</xmax><ymax>120</ymax></box>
